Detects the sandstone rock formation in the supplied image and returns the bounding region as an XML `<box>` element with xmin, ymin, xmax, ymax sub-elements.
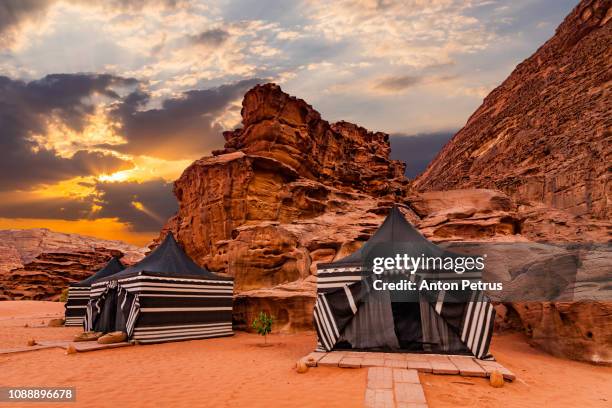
<box><xmin>159</xmin><ymin>85</ymin><xmax>528</xmax><ymax>334</ymax></box>
<box><xmin>414</xmin><ymin>0</ymin><xmax>611</xmax><ymax>223</ymax></box>
<box><xmin>0</xmin><ymin>229</ymin><xmax>146</xmax><ymax>300</ymax></box>
<box><xmin>512</xmin><ymin>302</ymin><xmax>611</xmax><ymax>365</ymax></box>
<box><xmin>409</xmin><ymin>189</ymin><xmax>523</xmax><ymax>242</ymax></box>
<box><xmin>161</xmin><ymin>83</ymin><xmax>415</xmax><ymax>331</ymax></box>
<box><xmin>411</xmin><ymin>0</ymin><xmax>612</xmax><ymax>364</ymax></box>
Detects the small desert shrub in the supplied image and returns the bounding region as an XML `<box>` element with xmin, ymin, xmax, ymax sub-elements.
<box><xmin>59</xmin><ymin>288</ymin><xmax>69</xmax><ymax>302</ymax></box>
<box><xmin>251</xmin><ymin>311</ymin><xmax>274</xmax><ymax>344</ymax></box>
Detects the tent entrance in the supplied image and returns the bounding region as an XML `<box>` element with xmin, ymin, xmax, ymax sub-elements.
<box><xmin>334</xmin><ymin>289</ymin><xmax>470</xmax><ymax>355</ymax></box>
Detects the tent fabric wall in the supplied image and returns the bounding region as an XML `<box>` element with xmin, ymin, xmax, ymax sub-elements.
<box><xmin>64</xmin><ymin>286</ymin><xmax>92</xmax><ymax>326</ymax></box>
<box><xmin>313</xmin><ymin>206</ymin><xmax>496</xmax><ymax>359</ymax></box>
<box><xmin>64</xmin><ymin>257</ymin><xmax>124</xmax><ymax>327</ymax></box>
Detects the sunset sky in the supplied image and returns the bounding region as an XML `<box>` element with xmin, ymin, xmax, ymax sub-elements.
<box><xmin>0</xmin><ymin>0</ymin><xmax>577</xmax><ymax>246</ymax></box>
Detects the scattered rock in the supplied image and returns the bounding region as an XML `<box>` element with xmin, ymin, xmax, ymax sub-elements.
<box><xmin>47</xmin><ymin>318</ymin><xmax>65</xmax><ymax>327</ymax></box>
<box><xmin>26</xmin><ymin>339</ymin><xmax>36</xmax><ymax>346</ymax></box>
<box><xmin>489</xmin><ymin>370</ymin><xmax>505</xmax><ymax>388</ymax></box>
<box><xmin>296</xmin><ymin>359</ymin><xmax>309</xmax><ymax>374</ymax></box>
<box><xmin>97</xmin><ymin>331</ymin><xmax>127</xmax><ymax>344</ymax></box>
<box><xmin>66</xmin><ymin>344</ymin><xmax>77</xmax><ymax>355</ymax></box>
<box><xmin>74</xmin><ymin>332</ymin><xmax>103</xmax><ymax>342</ymax></box>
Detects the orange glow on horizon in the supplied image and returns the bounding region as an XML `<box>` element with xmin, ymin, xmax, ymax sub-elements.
<box><xmin>0</xmin><ymin>218</ymin><xmax>155</xmax><ymax>247</ymax></box>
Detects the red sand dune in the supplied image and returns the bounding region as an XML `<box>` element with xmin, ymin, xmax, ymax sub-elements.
<box><xmin>0</xmin><ymin>301</ymin><xmax>610</xmax><ymax>408</ymax></box>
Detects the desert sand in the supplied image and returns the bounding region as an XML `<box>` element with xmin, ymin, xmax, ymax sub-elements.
<box><xmin>1</xmin><ymin>301</ymin><xmax>610</xmax><ymax>408</ymax></box>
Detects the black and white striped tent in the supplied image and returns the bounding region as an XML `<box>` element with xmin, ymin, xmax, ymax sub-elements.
<box><xmin>314</xmin><ymin>206</ymin><xmax>495</xmax><ymax>359</ymax></box>
<box><xmin>85</xmin><ymin>233</ymin><xmax>234</xmax><ymax>344</ymax></box>
<box><xmin>64</xmin><ymin>257</ymin><xmax>125</xmax><ymax>327</ymax></box>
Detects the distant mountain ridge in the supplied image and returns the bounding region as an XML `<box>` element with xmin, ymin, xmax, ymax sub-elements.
<box><xmin>0</xmin><ymin>228</ymin><xmax>145</xmax><ymax>300</ymax></box>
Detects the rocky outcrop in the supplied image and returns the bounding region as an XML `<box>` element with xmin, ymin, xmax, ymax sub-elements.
<box><xmin>512</xmin><ymin>302</ymin><xmax>612</xmax><ymax>365</ymax></box>
<box><xmin>218</xmin><ymin>85</ymin><xmax>407</xmax><ymax>198</ymax></box>
<box><xmin>414</xmin><ymin>0</ymin><xmax>611</xmax><ymax>222</ymax></box>
<box><xmin>411</xmin><ymin>0</ymin><xmax>611</xmax><ymax>364</ymax></box>
<box><xmin>0</xmin><ymin>229</ymin><xmax>146</xmax><ymax>300</ymax></box>
<box><xmin>162</xmin><ymin>84</ymin><xmax>417</xmax><ymax>332</ymax></box>
<box><xmin>161</xmin><ymin>85</ymin><xmax>526</xmax><ymax>334</ymax></box>
<box><xmin>408</xmin><ymin>189</ymin><xmax>523</xmax><ymax>242</ymax></box>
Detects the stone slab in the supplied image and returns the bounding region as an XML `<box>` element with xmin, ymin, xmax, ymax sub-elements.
<box><xmin>72</xmin><ymin>341</ymin><xmax>132</xmax><ymax>352</ymax></box>
<box><xmin>304</xmin><ymin>352</ymin><xmax>327</xmax><ymax>367</ymax></box>
<box><xmin>406</xmin><ymin>360</ymin><xmax>432</xmax><ymax>373</ymax></box>
<box><xmin>427</xmin><ymin>355</ymin><xmax>459</xmax><ymax>375</ymax></box>
<box><xmin>393</xmin><ymin>369</ymin><xmax>420</xmax><ymax>384</ymax></box>
<box><xmin>448</xmin><ymin>356</ymin><xmax>488</xmax><ymax>377</ymax></box>
<box><xmin>367</xmin><ymin>367</ymin><xmax>394</xmax><ymax>389</ymax></box>
<box><xmin>339</xmin><ymin>356</ymin><xmax>363</xmax><ymax>368</ymax></box>
<box><xmin>318</xmin><ymin>352</ymin><xmax>345</xmax><ymax>367</ymax></box>
<box><xmin>394</xmin><ymin>382</ymin><xmax>426</xmax><ymax>404</ymax></box>
<box><xmin>0</xmin><ymin>345</ymin><xmax>57</xmax><ymax>354</ymax></box>
<box><xmin>362</xmin><ymin>357</ymin><xmax>385</xmax><ymax>367</ymax></box>
<box><xmin>36</xmin><ymin>340</ymin><xmax>71</xmax><ymax>349</ymax></box>
<box><xmin>364</xmin><ymin>388</ymin><xmax>394</xmax><ymax>408</ymax></box>
<box><xmin>475</xmin><ymin>360</ymin><xmax>516</xmax><ymax>381</ymax></box>
<box><xmin>384</xmin><ymin>359</ymin><xmax>408</xmax><ymax>368</ymax></box>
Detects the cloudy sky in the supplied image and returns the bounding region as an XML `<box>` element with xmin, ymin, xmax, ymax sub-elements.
<box><xmin>0</xmin><ymin>0</ymin><xmax>577</xmax><ymax>245</ymax></box>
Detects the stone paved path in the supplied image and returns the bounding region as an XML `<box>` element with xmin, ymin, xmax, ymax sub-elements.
<box><xmin>365</xmin><ymin>367</ymin><xmax>427</xmax><ymax>408</ymax></box>
<box><xmin>303</xmin><ymin>351</ymin><xmax>516</xmax><ymax>408</ymax></box>
<box><xmin>304</xmin><ymin>351</ymin><xmax>515</xmax><ymax>380</ymax></box>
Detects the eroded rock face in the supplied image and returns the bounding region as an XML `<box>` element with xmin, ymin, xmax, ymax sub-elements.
<box><xmin>162</xmin><ymin>84</ymin><xmax>416</xmax><ymax>332</ymax></box>
<box><xmin>219</xmin><ymin>84</ymin><xmax>408</xmax><ymax>198</ymax></box>
<box><xmin>160</xmin><ymin>84</ymin><xmax>527</xmax><ymax>335</ymax></box>
<box><xmin>409</xmin><ymin>189</ymin><xmax>523</xmax><ymax>242</ymax></box>
<box><xmin>512</xmin><ymin>302</ymin><xmax>612</xmax><ymax>365</ymax></box>
<box><xmin>0</xmin><ymin>229</ymin><xmax>146</xmax><ymax>300</ymax></box>
<box><xmin>414</xmin><ymin>0</ymin><xmax>611</xmax><ymax>222</ymax></box>
<box><xmin>411</xmin><ymin>0</ymin><xmax>612</xmax><ymax>364</ymax></box>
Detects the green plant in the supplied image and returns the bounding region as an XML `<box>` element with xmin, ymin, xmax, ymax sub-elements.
<box><xmin>59</xmin><ymin>287</ymin><xmax>69</xmax><ymax>302</ymax></box>
<box><xmin>251</xmin><ymin>311</ymin><xmax>274</xmax><ymax>344</ymax></box>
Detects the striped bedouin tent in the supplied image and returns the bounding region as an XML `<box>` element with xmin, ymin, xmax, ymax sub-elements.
<box><xmin>314</xmin><ymin>206</ymin><xmax>496</xmax><ymax>359</ymax></box>
<box><xmin>64</xmin><ymin>257</ymin><xmax>125</xmax><ymax>326</ymax></box>
<box><xmin>84</xmin><ymin>233</ymin><xmax>234</xmax><ymax>344</ymax></box>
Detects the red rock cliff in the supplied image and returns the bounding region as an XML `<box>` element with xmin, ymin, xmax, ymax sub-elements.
<box><xmin>414</xmin><ymin>0</ymin><xmax>611</xmax><ymax>221</ymax></box>
<box><xmin>162</xmin><ymin>83</ymin><xmax>412</xmax><ymax>332</ymax></box>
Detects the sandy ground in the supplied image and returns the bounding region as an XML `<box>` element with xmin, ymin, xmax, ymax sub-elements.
<box><xmin>1</xmin><ymin>301</ymin><xmax>610</xmax><ymax>408</ymax></box>
<box><xmin>422</xmin><ymin>333</ymin><xmax>612</xmax><ymax>408</ymax></box>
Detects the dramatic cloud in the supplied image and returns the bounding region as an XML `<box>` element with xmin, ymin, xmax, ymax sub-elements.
<box><xmin>106</xmin><ymin>78</ymin><xmax>262</xmax><ymax>160</ymax></box>
<box><xmin>0</xmin><ymin>0</ymin><xmax>189</xmax><ymax>50</ymax></box>
<box><xmin>303</xmin><ymin>0</ymin><xmax>495</xmax><ymax>68</ymax></box>
<box><xmin>0</xmin><ymin>195</ymin><xmax>94</xmax><ymax>220</ymax></box>
<box><xmin>0</xmin><ymin>179</ymin><xmax>177</xmax><ymax>232</ymax></box>
<box><xmin>390</xmin><ymin>131</ymin><xmax>454</xmax><ymax>178</ymax></box>
<box><xmin>94</xmin><ymin>179</ymin><xmax>178</xmax><ymax>231</ymax></box>
<box><xmin>374</xmin><ymin>75</ymin><xmax>422</xmax><ymax>92</ymax></box>
<box><xmin>0</xmin><ymin>0</ymin><xmax>54</xmax><ymax>49</ymax></box>
<box><xmin>189</xmin><ymin>28</ymin><xmax>230</xmax><ymax>48</ymax></box>
<box><xmin>0</xmin><ymin>74</ymin><xmax>135</xmax><ymax>190</ymax></box>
